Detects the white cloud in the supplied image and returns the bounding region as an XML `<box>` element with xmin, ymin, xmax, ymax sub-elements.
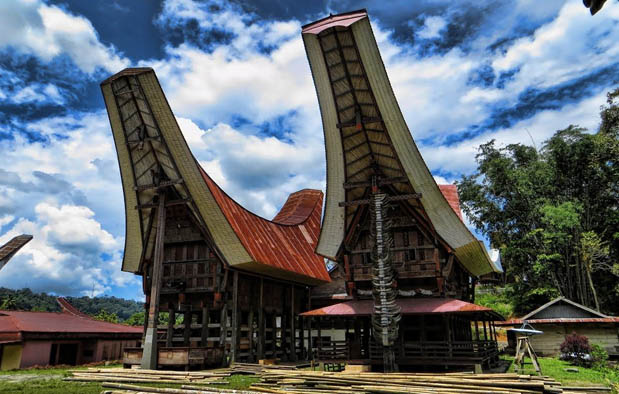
<box><xmin>0</xmin><ymin>202</ymin><xmax>135</xmax><ymax>296</ymax></box>
<box><xmin>0</xmin><ymin>0</ymin><xmax>128</xmax><ymax>74</ymax></box>
<box><xmin>419</xmin><ymin>90</ymin><xmax>605</xmax><ymax>174</ymax></box>
<box><xmin>416</xmin><ymin>16</ymin><xmax>447</xmax><ymax>39</ymax></box>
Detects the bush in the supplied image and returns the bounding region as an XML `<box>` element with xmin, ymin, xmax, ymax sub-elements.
<box><xmin>590</xmin><ymin>344</ymin><xmax>608</xmax><ymax>369</ymax></box>
<box><xmin>559</xmin><ymin>332</ymin><xmax>592</xmax><ymax>366</ymax></box>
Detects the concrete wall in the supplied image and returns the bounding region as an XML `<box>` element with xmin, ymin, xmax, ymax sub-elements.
<box><xmin>20</xmin><ymin>341</ymin><xmax>52</xmax><ymax>368</ymax></box>
<box><xmin>529</xmin><ymin>324</ymin><xmax>618</xmax><ymax>356</ymax></box>
<box><xmin>1</xmin><ymin>344</ymin><xmax>23</xmax><ymax>371</ymax></box>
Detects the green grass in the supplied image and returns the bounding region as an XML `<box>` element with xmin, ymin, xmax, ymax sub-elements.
<box><xmin>503</xmin><ymin>355</ymin><xmax>619</xmax><ymax>388</ymax></box>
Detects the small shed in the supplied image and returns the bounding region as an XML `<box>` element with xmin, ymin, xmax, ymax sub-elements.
<box><xmin>496</xmin><ymin>297</ymin><xmax>619</xmax><ymax>357</ymax></box>
<box><xmin>0</xmin><ymin>298</ymin><xmax>142</xmax><ymax>370</ymax></box>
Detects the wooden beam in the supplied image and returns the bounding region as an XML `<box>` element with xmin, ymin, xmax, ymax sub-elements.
<box><xmin>258</xmin><ymin>278</ymin><xmax>264</xmax><ymax>359</ymax></box>
<box><xmin>230</xmin><ymin>270</ymin><xmax>239</xmax><ymax>363</ymax></box>
<box><xmin>290</xmin><ymin>286</ymin><xmax>296</xmax><ymax>361</ymax></box>
<box><xmin>166</xmin><ymin>307</ymin><xmax>174</xmax><ymax>347</ymax></box>
<box><xmin>201</xmin><ymin>303</ymin><xmax>209</xmax><ymax>347</ymax></box>
<box><xmin>141</xmin><ymin>193</ymin><xmax>166</xmax><ymax>370</ymax></box>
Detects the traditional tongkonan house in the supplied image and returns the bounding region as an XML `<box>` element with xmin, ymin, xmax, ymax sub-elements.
<box><xmin>101</xmin><ymin>69</ymin><xmax>330</xmax><ymax>369</ymax></box>
<box><xmin>301</xmin><ymin>10</ymin><xmax>504</xmax><ymax>372</ymax></box>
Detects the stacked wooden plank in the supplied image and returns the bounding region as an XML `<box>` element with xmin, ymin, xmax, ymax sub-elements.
<box><xmin>65</xmin><ymin>368</ymin><xmax>230</xmax><ymax>385</ymax></box>
<box><xmin>249</xmin><ymin>370</ymin><xmax>574</xmax><ymax>394</ymax></box>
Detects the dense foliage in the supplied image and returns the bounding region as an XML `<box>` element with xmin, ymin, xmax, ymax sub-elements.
<box><xmin>458</xmin><ymin>89</ymin><xmax>619</xmax><ymax>315</ymax></box>
<box><xmin>0</xmin><ymin>287</ymin><xmax>143</xmax><ymax>321</ymax></box>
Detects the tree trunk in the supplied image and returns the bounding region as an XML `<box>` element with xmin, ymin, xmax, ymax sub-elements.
<box><xmin>586</xmin><ymin>266</ymin><xmax>600</xmax><ymax>312</ymax></box>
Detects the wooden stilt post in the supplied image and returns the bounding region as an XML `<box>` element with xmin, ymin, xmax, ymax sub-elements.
<box><xmin>290</xmin><ymin>285</ymin><xmax>296</xmax><ymax>361</ymax></box>
<box><xmin>230</xmin><ymin>270</ymin><xmax>239</xmax><ymax>363</ymax></box>
<box><xmin>183</xmin><ymin>311</ymin><xmax>191</xmax><ymax>346</ymax></box>
<box><xmin>248</xmin><ymin>308</ymin><xmax>254</xmax><ymax>362</ymax></box>
<box><xmin>308</xmin><ymin>316</ymin><xmax>313</xmax><ymax>362</ymax></box>
<box><xmin>201</xmin><ymin>302</ymin><xmax>209</xmax><ymax>347</ymax></box>
<box><xmin>258</xmin><ymin>278</ymin><xmax>264</xmax><ymax>360</ymax></box>
<box><xmin>166</xmin><ymin>306</ymin><xmax>174</xmax><ymax>347</ymax></box>
<box><xmin>141</xmin><ymin>193</ymin><xmax>166</xmax><ymax>370</ymax></box>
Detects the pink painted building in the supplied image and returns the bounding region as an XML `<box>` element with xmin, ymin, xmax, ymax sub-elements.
<box><xmin>0</xmin><ymin>298</ymin><xmax>142</xmax><ymax>370</ymax></box>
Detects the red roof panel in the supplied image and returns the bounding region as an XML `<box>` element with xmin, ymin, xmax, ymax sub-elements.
<box><xmin>496</xmin><ymin>317</ymin><xmax>619</xmax><ymax>326</ymax></box>
<box><xmin>438</xmin><ymin>185</ymin><xmax>463</xmax><ymax>221</ymax></box>
<box><xmin>302</xmin><ymin>10</ymin><xmax>367</xmax><ymax>35</ymax></box>
<box><xmin>200</xmin><ymin>169</ymin><xmax>330</xmax><ymax>282</ymax></box>
<box><xmin>300</xmin><ymin>298</ymin><xmax>499</xmax><ymax>317</ymax></box>
<box><xmin>0</xmin><ymin>310</ymin><xmax>143</xmax><ymax>335</ymax></box>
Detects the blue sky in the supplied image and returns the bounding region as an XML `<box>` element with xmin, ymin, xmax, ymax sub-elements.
<box><xmin>0</xmin><ymin>0</ymin><xmax>617</xmax><ymax>300</ymax></box>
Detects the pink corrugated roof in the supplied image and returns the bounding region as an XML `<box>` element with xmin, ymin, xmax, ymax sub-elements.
<box><xmin>302</xmin><ymin>10</ymin><xmax>367</xmax><ymax>35</ymax></box>
<box><xmin>0</xmin><ymin>310</ymin><xmax>143</xmax><ymax>335</ymax></box>
<box><xmin>200</xmin><ymin>169</ymin><xmax>331</xmax><ymax>283</ymax></box>
<box><xmin>438</xmin><ymin>185</ymin><xmax>463</xmax><ymax>221</ymax></box>
<box><xmin>301</xmin><ymin>297</ymin><xmax>500</xmax><ymax>318</ymax></box>
<box><xmin>496</xmin><ymin>317</ymin><xmax>619</xmax><ymax>326</ymax></box>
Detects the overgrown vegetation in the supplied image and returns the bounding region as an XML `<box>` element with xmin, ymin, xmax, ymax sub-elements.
<box><xmin>458</xmin><ymin>88</ymin><xmax>619</xmax><ymax>315</ymax></box>
<box><xmin>0</xmin><ymin>287</ymin><xmax>143</xmax><ymax>322</ymax></box>
<box><xmin>503</xmin><ymin>355</ymin><xmax>619</xmax><ymax>389</ymax></box>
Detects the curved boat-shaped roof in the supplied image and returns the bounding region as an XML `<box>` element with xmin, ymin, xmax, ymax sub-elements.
<box><xmin>200</xmin><ymin>169</ymin><xmax>329</xmax><ymax>282</ymax></box>
<box><xmin>101</xmin><ymin>68</ymin><xmax>329</xmax><ymax>285</ymax></box>
<box><xmin>302</xmin><ymin>10</ymin><xmax>501</xmax><ymax>276</ymax></box>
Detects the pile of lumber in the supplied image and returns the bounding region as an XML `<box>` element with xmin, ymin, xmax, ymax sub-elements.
<box><xmin>227</xmin><ymin>362</ymin><xmax>308</xmax><ymax>375</ymax></box>
<box><xmin>249</xmin><ymin>370</ymin><xmax>586</xmax><ymax>394</ymax></box>
<box><xmin>65</xmin><ymin>368</ymin><xmax>230</xmax><ymax>385</ymax></box>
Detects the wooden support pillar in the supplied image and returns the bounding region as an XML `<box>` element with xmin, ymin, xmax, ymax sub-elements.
<box><xmin>474</xmin><ymin>318</ymin><xmax>480</xmax><ymax>341</ymax></box>
<box><xmin>248</xmin><ymin>309</ymin><xmax>254</xmax><ymax>362</ymax></box>
<box><xmin>258</xmin><ymin>278</ymin><xmax>264</xmax><ymax>359</ymax></box>
<box><xmin>317</xmin><ymin>317</ymin><xmax>322</xmax><ymax>358</ymax></box>
<box><xmin>201</xmin><ymin>302</ymin><xmax>209</xmax><ymax>347</ymax></box>
<box><xmin>290</xmin><ymin>286</ymin><xmax>296</xmax><ymax>361</ymax></box>
<box><xmin>141</xmin><ymin>193</ymin><xmax>166</xmax><ymax>370</ymax></box>
<box><xmin>166</xmin><ymin>306</ymin><xmax>174</xmax><ymax>347</ymax></box>
<box><xmin>433</xmin><ymin>247</ymin><xmax>444</xmax><ymax>294</ymax></box>
<box><xmin>482</xmin><ymin>318</ymin><xmax>488</xmax><ymax>341</ymax></box>
<box><xmin>308</xmin><ymin>316</ymin><xmax>313</xmax><ymax>361</ymax></box>
<box><xmin>272</xmin><ymin>313</ymin><xmax>278</xmax><ymax>357</ymax></box>
<box><xmin>230</xmin><ymin>270</ymin><xmax>239</xmax><ymax>363</ymax></box>
<box><xmin>183</xmin><ymin>311</ymin><xmax>191</xmax><ymax>346</ymax></box>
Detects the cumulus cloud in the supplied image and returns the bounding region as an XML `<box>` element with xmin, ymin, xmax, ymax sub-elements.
<box><xmin>0</xmin><ymin>201</ymin><xmax>135</xmax><ymax>297</ymax></box>
<box><xmin>0</xmin><ymin>0</ymin><xmax>128</xmax><ymax>74</ymax></box>
<box><xmin>416</xmin><ymin>16</ymin><xmax>447</xmax><ymax>39</ymax></box>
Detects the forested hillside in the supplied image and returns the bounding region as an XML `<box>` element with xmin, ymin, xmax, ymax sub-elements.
<box><xmin>0</xmin><ymin>287</ymin><xmax>143</xmax><ymax>321</ymax></box>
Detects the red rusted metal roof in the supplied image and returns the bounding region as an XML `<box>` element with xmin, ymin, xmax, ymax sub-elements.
<box><xmin>496</xmin><ymin>317</ymin><xmax>619</xmax><ymax>326</ymax></box>
<box><xmin>302</xmin><ymin>9</ymin><xmax>367</xmax><ymax>34</ymax></box>
<box><xmin>438</xmin><ymin>185</ymin><xmax>463</xmax><ymax>221</ymax></box>
<box><xmin>301</xmin><ymin>298</ymin><xmax>502</xmax><ymax>319</ymax></box>
<box><xmin>57</xmin><ymin>297</ymin><xmax>90</xmax><ymax>318</ymax></box>
<box><xmin>0</xmin><ymin>310</ymin><xmax>143</xmax><ymax>336</ymax></box>
<box><xmin>200</xmin><ymin>168</ymin><xmax>331</xmax><ymax>282</ymax></box>
<box><xmin>273</xmin><ymin>189</ymin><xmax>324</xmax><ymax>225</ymax></box>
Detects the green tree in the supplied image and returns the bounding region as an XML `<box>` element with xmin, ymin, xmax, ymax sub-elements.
<box><xmin>457</xmin><ymin>88</ymin><xmax>619</xmax><ymax>314</ymax></box>
<box><xmin>93</xmin><ymin>309</ymin><xmax>119</xmax><ymax>323</ymax></box>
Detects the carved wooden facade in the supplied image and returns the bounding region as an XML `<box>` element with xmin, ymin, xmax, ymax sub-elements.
<box><xmin>301</xmin><ymin>10</ymin><xmax>503</xmax><ymax>371</ymax></box>
<box><xmin>101</xmin><ymin>69</ymin><xmax>329</xmax><ymax>369</ymax></box>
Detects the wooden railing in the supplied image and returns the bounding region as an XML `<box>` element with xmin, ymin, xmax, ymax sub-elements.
<box><xmin>369</xmin><ymin>340</ymin><xmax>498</xmax><ymax>362</ymax></box>
<box><xmin>314</xmin><ymin>339</ymin><xmax>498</xmax><ymax>363</ymax></box>
<box><xmin>315</xmin><ymin>340</ymin><xmax>349</xmax><ymax>360</ymax></box>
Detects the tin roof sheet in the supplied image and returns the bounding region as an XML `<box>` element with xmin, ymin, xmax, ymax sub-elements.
<box><xmin>201</xmin><ymin>169</ymin><xmax>331</xmax><ymax>282</ymax></box>
<box><xmin>0</xmin><ymin>310</ymin><xmax>143</xmax><ymax>335</ymax></box>
<box><xmin>496</xmin><ymin>317</ymin><xmax>619</xmax><ymax>326</ymax></box>
<box><xmin>301</xmin><ymin>9</ymin><xmax>368</xmax><ymax>34</ymax></box>
<box><xmin>301</xmin><ymin>297</ymin><xmax>503</xmax><ymax>319</ymax></box>
<box><xmin>438</xmin><ymin>185</ymin><xmax>463</xmax><ymax>221</ymax></box>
